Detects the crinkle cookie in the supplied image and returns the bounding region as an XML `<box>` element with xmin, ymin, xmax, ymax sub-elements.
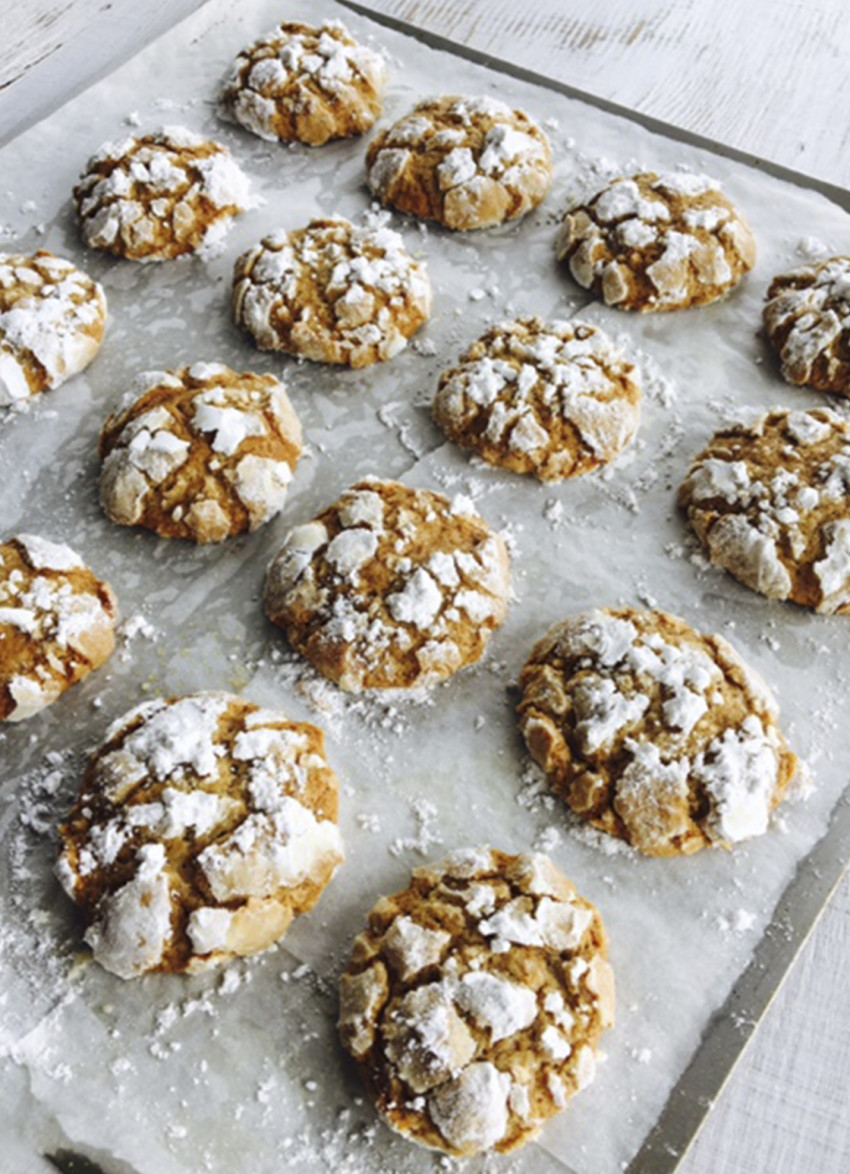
<box><xmin>57</xmin><ymin>692</ymin><xmax>344</xmax><ymax>978</ymax></box>
<box><xmin>74</xmin><ymin>126</ymin><xmax>254</xmax><ymax>262</ymax></box>
<box><xmin>264</xmin><ymin>479</ymin><xmax>511</xmax><ymax>692</ymax></box>
<box><xmin>557</xmin><ymin>171</ymin><xmax>756</xmax><ymax>311</ymax></box>
<box><xmin>233</xmin><ymin>216</ymin><xmax>431</xmax><ymax>367</ymax></box>
<box><xmin>763</xmin><ymin>257</ymin><xmax>850</xmax><ymax>393</ymax></box>
<box><xmin>518</xmin><ymin>608</ymin><xmax>798</xmax><ymax>856</ymax></box>
<box><xmin>219</xmin><ymin>19</ymin><xmax>387</xmax><ymax>146</ymax></box>
<box><xmin>99</xmin><ymin>363</ymin><xmax>302</xmax><ymax>544</ymax></box>
<box><xmin>339</xmin><ymin>847</ymin><xmax>614</xmax><ymax>1157</ymax></box>
<box><xmin>366</xmin><ymin>96</ymin><xmax>552</xmax><ymax>231</ymax></box>
<box><xmin>0</xmin><ymin>535</ymin><xmax>117</xmax><ymax>722</ymax></box>
<box><xmin>679</xmin><ymin>407</ymin><xmax>850</xmax><ymax>613</ymax></box>
<box><xmin>0</xmin><ymin>251</ymin><xmax>106</xmax><ymax>406</ymax></box>
<box><xmin>432</xmin><ymin>317</ymin><xmax>642</xmax><ymax>481</ymax></box>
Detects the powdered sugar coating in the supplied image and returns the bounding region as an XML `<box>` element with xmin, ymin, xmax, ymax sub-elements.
<box><xmin>233</xmin><ymin>216</ymin><xmax>431</xmax><ymax>367</ymax></box>
<box><xmin>763</xmin><ymin>256</ymin><xmax>850</xmax><ymax>393</ymax></box>
<box><xmin>366</xmin><ymin>95</ymin><xmax>552</xmax><ymax>231</ymax></box>
<box><xmin>57</xmin><ymin>692</ymin><xmax>343</xmax><ymax>978</ymax></box>
<box><xmin>339</xmin><ymin>848</ymin><xmax>613</xmax><ymax>1156</ymax></box>
<box><xmin>0</xmin><ymin>535</ymin><xmax>117</xmax><ymax>722</ymax></box>
<box><xmin>0</xmin><ymin>251</ymin><xmax>106</xmax><ymax>405</ymax></box>
<box><xmin>680</xmin><ymin>407</ymin><xmax>850</xmax><ymax>612</ymax></box>
<box><xmin>264</xmin><ymin>479</ymin><xmax>511</xmax><ymax>692</ymax></box>
<box><xmin>74</xmin><ymin>127</ymin><xmax>254</xmax><ymax>262</ymax></box>
<box><xmin>99</xmin><ymin>364</ymin><xmax>302</xmax><ymax>543</ymax></box>
<box><xmin>433</xmin><ymin>317</ymin><xmax>642</xmax><ymax>481</ymax></box>
<box><xmin>557</xmin><ymin>171</ymin><xmax>756</xmax><ymax>311</ymax></box>
<box><xmin>518</xmin><ymin>608</ymin><xmax>798</xmax><ymax>856</ymax></box>
<box><xmin>219</xmin><ymin>19</ymin><xmax>387</xmax><ymax>146</ymax></box>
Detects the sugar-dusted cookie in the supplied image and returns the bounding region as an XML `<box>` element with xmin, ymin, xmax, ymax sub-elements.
<box><xmin>557</xmin><ymin>171</ymin><xmax>756</xmax><ymax>311</ymax></box>
<box><xmin>99</xmin><ymin>363</ymin><xmax>302</xmax><ymax>544</ymax></box>
<box><xmin>366</xmin><ymin>96</ymin><xmax>552</xmax><ymax>231</ymax></box>
<box><xmin>0</xmin><ymin>535</ymin><xmax>117</xmax><ymax>722</ymax></box>
<box><xmin>57</xmin><ymin>692</ymin><xmax>344</xmax><ymax>978</ymax></box>
<box><xmin>763</xmin><ymin>256</ymin><xmax>850</xmax><ymax>393</ymax></box>
<box><xmin>0</xmin><ymin>251</ymin><xmax>106</xmax><ymax>406</ymax></box>
<box><xmin>264</xmin><ymin>479</ymin><xmax>511</xmax><ymax>692</ymax></box>
<box><xmin>518</xmin><ymin>608</ymin><xmax>798</xmax><ymax>856</ymax></box>
<box><xmin>233</xmin><ymin>216</ymin><xmax>431</xmax><ymax>367</ymax></box>
<box><xmin>74</xmin><ymin>127</ymin><xmax>254</xmax><ymax>262</ymax></box>
<box><xmin>680</xmin><ymin>406</ymin><xmax>850</xmax><ymax>612</ymax></box>
<box><xmin>432</xmin><ymin>317</ymin><xmax>642</xmax><ymax>481</ymax></box>
<box><xmin>219</xmin><ymin>19</ymin><xmax>387</xmax><ymax>146</ymax></box>
<box><xmin>339</xmin><ymin>847</ymin><xmax>614</xmax><ymax>1157</ymax></box>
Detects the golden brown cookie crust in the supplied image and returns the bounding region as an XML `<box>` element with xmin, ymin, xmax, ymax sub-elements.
<box><xmin>366</xmin><ymin>96</ymin><xmax>552</xmax><ymax>231</ymax></box>
<box><xmin>99</xmin><ymin>363</ymin><xmax>302</xmax><ymax>544</ymax></box>
<box><xmin>0</xmin><ymin>251</ymin><xmax>106</xmax><ymax>406</ymax></box>
<box><xmin>680</xmin><ymin>407</ymin><xmax>850</xmax><ymax>613</ymax></box>
<box><xmin>57</xmin><ymin>692</ymin><xmax>344</xmax><ymax>979</ymax></box>
<box><xmin>219</xmin><ymin>19</ymin><xmax>387</xmax><ymax>146</ymax></box>
<box><xmin>557</xmin><ymin>171</ymin><xmax>756</xmax><ymax>312</ymax></box>
<box><xmin>0</xmin><ymin>535</ymin><xmax>116</xmax><ymax>722</ymax></box>
<box><xmin>763</xmin><ymin>257</ymin><xmax>850</xmax><ymax>393</ymax></box>
<box><xmin>518</xmin><ymin>608</ymin><xmax>797</xmax><ymax>856</ymax></box>
<box><xmin>339</xmin><ymin>847</ymin><xmax>614</xmax><ymax>1157</ymax></box>
<box><xmin>433</xmin><ymin>317</ymin><xmax>642</xmax><ymax>481</ymax></box>
<box><xmin>74</xmin><ymin>127</ymin><xmax>254</xmax><ymax>262</ymax></box>
<box><xmin>233</xmin><ymin>217</ymin><xmax>431</xmax><ymax>367</ymax></box>
<box><xmin>264</xmin><ymin>479</ymin><xmax>511</xmax><ymax>692</ymax></box>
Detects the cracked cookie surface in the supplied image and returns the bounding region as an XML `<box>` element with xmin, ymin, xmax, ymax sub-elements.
<box><xmin>339</xmin><ymin>847</ymin><xmax>614</xmax><ymax>1157</ymax></box>
<box><xmin>99</xmin><ymin>363</ymin><xmax>302</xmax><ymax>543</ymax></box>
<box><xmin>557</xmin><ymin>171</ymin><xmax>756</xmax><ymax>311</ymax></box>
<box><xmin>763</xmin><ymin>256</ymin><xmax>850</xmax><ymax>393</ymax></box>
<box><xmin>433</xmin><ymin>317</ymin><xmax>641</xmax><ymax>480</ymax></box>
<box><xmin>264</xmin><ymin>479</ymin><xmax>511</xmax><ymax>692</ymax></box>
<box><xmin>366</xmin><ymin>95</ymin><xmax>552</xmax><ymax>231</ymax></box>
<box><xmin>57</xmin><ymin>691</ymin><xmax>344</xmax><ymax>978</ymax></box>
<box><xmin>518</xmin><ymin>608</ymin><xmax>797</xmax><ymax>856</ymax></box>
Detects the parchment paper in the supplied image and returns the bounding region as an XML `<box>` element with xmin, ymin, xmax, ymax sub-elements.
<box><xmin>2</xmin><ymin>1</ymin><xmax>850</xmax><ymax>1172</ymax></box>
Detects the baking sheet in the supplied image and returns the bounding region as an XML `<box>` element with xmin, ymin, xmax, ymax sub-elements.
<box><xmin>1</xmin><ymin>1</ymin><xmax>850</xmax><ymax>1172</ymax></box>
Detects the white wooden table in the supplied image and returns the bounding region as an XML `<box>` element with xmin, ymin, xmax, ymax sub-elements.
<box><xmin>1</xmin><ymin>3</ymin><xmax>848</xmax><ymax>1173</ymax></box>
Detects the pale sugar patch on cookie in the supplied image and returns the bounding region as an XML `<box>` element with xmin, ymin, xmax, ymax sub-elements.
<box><xmin>366</xmin><ymin>95</ymin><xmax>552</xmax><ymax>231</ymax></box>
<box><xmin>518</xmin><ymin>607</ymin><xmax>799</xmax><ymax>856</ymax></box>
<box><xmin>219</xmin><ymin>20</ymin><xmax>387</xmax><ymax>146</ymax></box>
<box><xmin>263</xmin><ymin>479</ymin><xmax>511</xmax><ymax>692</ymax></box>
<box><xmin>557</xmin><ymin>171</ymin><xmax>756</xmax><ymax>312</ymax></box>
<box><xmin>74</xmin><ymin>127</ymin><xmax>255</xmax><ymax>263</ymax></box>
<box><xmin>680</xmin><ymin>406</ymin><xmax>850</xmax><ymax>613</ymax></box>
<box><xmin>0</xmin><ymin>535</ymin><xmax>117</xmax><ymax>722</ymax></box>
<box><xmin>763</xmin><ymin>256</ymin><xmax>850</xmax><ymax>394</ymax></box>
<box><xmin>57</xmin><ymin>692</ymin><xmax>343</xmax><ymax>978</ymax></box>
<box><xmin>338</xmin><ymin>848</ymin><xmax>613</xmax><ymax>1156</ymax></box>
<box><xmin>433</xmin><ymin>317</ymin><xmax>641</xmax><ymax>481</ymax></box>
<box><xmin>99</xmin><ymin>363</ymin><xmax>302</xmax><ymax>544</ymax></box>
<box><xmin>233</xmin><ymin>217</ymin><xmax>430</xmax><ymax>367</ymax></box>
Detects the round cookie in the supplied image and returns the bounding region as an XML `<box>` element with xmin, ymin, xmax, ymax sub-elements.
<box><xmin>233</xmin><ymin>216</ymin><xmax>431</xmax><ymax>367</ymax></box>
<box><xmin>56</xmin><ymin>692</ymin><xmax>344</xmax><ymax>979</ymax></box>
<box><xmin>264</xmin><ymin>479</ymin><xmax>511</xmax><ymax>692</ymax></box>
<box><xmin>432</xmin><ymin>317</ymin><xmax>642</xmax><ymax>481</ymax></box>
<box><xmin>556</xmin><ymin>171</ymin><xmax>756</xmax><ymax>312</ymax></box>
<box><xmin>99</xmin><ymin>363</ymin><xmax>302</xmax><ymax>544</ymax></box>
<box><xmin>763</xmin><ymin>256</ymin><xmax>850</xmax><ymax>393</ymax></box>
<box><xmin>338</xmin><ymin>847</ymin><xmax>614</xmax><ymax>1158</ymax></box>
<box><xmin>679</xmin><ymin>406</ymin><xmax>850</xmax><ymax>613</ymax></box>
<box><xmin>74</xmin><ymin>127</ymin><xmax>254</xmax><ymax>262</ymax></box>
<box><xmin>0</xmin><ymin>251</ymin><xmax>106</xmax><ymax>406</ymax></box>
<box><xmin>366</xmin><ymin>95</ymin><xmax>552</xmax><ymax>231</ymax></box>
<box><xmin>518</xmin><ymin>608</ymin><xmax>798</xmax><ymax>856</ymax></box>
<box><xmin>219</xmin><ymin>19</ymin><xmax>387</xmax><ymax>146</ymax></box>
<box><xmin>0</xmin><ymin>535</ymin><xmax>117</xmax><ymax>722</ymax></box>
